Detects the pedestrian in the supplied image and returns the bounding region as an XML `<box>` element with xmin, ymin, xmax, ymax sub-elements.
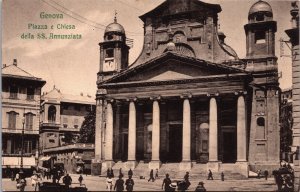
<box><xmin>155</xmin><ymin>169</ymin><xmax>159</xmax><ymax>179</ymax></box>
<box><xmin>78</xmin><ymin>175</ymin><xmax>83</xmax><ymax>186</ymax></box>
<box><xmin>207</xmin><ymin>170</ymin><xmax>213</xmax><ymax>180</ymax></box>
<box><xmin>221</xmin><ymin>172</ymin><xmax>224</xmax><ymax>181</ymax></box>
<box><xmin>107</xmin><ymin>168</ymin><xmax>111</xmax><ymax>178</ymax></box>
<box><xmin>119</xmin><ymin>168</ymin><xmax>124</xmax><ymax>178</ymax></box>
<box><xmin>18</xmin><ymin>178</ymin><xmax>26</xmax><ymax>192</ymax></box>
<box><xmin>15</xmin><ymin>172</ymin><xmax>20</xmax><ymax>183</ymax></box>
<box><xmin>114</xmin><ymin>175</ymin><xmax>125</xmax><ymax>191</ymax></box>
<box><xmin>148</xmin><ymin>169</ymin><xmax>155</xmax><ymax>182</ymax></box>
<box><xmin>11</xmin><ymin>171</ymin><xmax>15</xmax><ymax>181</ymax></box>
<box><xmin>184</xmin><ymin>172</ymin><xmax>191</xmax><ymax>189</ymax></box>
<box><xmin>31</xmin><ymin>173</ymin><xmax>38</xmax><ymax>187</ymax></box>
<box><xmin>111</xmin><ymin>168</ymin><xmax>115</xmax><ymax>178</ymax></box>
<box><xmin>264</xmin><ymin>170</ymin><xmax>268</xmax><ymax>180</ymax></box>
<box><xmin>62</xmin><ymin>174</ymin><xmax>72</xmax><ymax>189</ymax></box>
<box><xmin>257</xmin><ymin>169</ymin><xmax>261</xmax><ymax>179</ymax></box>
<box><xmin>125</xmin><ymin>175</ymin><xmax>134</xmax><ymax>191</ymax></box>
<box><xmin>106</xmin><ymin>176</ymin><xmax>114</xmax><ymax>191</ymax></box>
<box><xmin>195</xmin><ymin>181</ymin><xmax>206</xmax><ymax>192</ymax></box>
<box><xmin>162</xmin><ymin>173</ymin><xmax>172</xmax><ymax>191</ymax></box>
<box><xmin>128</xmin><ymin>168</ymin><xmax>133</xmax><ymax>177</ymax></box>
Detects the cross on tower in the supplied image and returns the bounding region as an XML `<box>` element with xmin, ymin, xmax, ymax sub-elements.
<box><xmin>114</xmin><ymin>10</ymin><xmax>117</xmax><ymax>23</ymax></box>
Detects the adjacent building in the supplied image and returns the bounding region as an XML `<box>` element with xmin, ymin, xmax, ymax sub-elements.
<box><xmin>285</xmin><ymin>1</ymin><xmax>300</xmax><ymax>190</ymax></box>
<box><xmin>94</xmin><ymin>0</ymin><xmax>281</xmax><ymax>177</ymax></box>
<box><xmin>1</xmin><ymin>59</ymin><xmax>46</xmax><ymax>176</ymax></box>
<box><xmin>39</xmin><ymin>87</ymin><xmax>95</xmax><ymax>151</ymax></box>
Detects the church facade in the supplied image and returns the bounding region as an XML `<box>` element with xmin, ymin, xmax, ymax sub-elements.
<box><xmin>94</xmin><ymin>0</ymin><xmax>280</xmax><ymax>176</ymax></box>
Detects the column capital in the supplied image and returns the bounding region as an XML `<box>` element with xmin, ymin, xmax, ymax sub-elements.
<box><xmin>150</xmin><ymin>95</ymin><xmax>161</xmax><ymax>101</ymax></box>
<box><xmin>126</xmin><ymin>97</ymin><xmax>138</xmax><ymax>102</ymax></box>
<box><xmin>106</xmin><ymin>98</ymin><xmax>114</xmax><ymax>103</ymax></box>
<box><xmin>180</xmin><ymin>93</ymin><xmax>192</xmax><ymax>99</ymax></box>
<box><xmin>234</xmin><ymin>91</ymin><xmax>247</xmax><ymax>96</ymax></box>
<box><xmin>206</xmin><ymin>92</ymin><xmax>220</xmax><ymax>97</ymax></box>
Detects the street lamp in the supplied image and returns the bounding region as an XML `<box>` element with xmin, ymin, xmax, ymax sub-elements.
<box><xmin>19</xmin><ymin>114</ymin><xmax>25</xmax><ymax>177</ymax></box>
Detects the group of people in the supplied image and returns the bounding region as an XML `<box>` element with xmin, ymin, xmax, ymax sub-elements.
<box><xmin>105</xmin><ymin>168</ymin><xmax>135</xmax><ymax>191</ymax></box>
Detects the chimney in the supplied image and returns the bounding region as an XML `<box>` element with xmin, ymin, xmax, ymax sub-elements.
<box><xmin>80</xmin><ymin>92</ymin><xmax>83</xmax><ymax>96</ymax></box>
<box><xmin>13</xmin><ymin>59</ymin><xmax>17</xmax><ymax>66</ymax></box>
<box><xmin>3</xmin><ymin>64</ymin><xmax>6</xmax><ymax>67</ymax></box>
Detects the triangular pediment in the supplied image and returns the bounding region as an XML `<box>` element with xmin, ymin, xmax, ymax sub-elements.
<box><xmin>102</xmin><ymin>52</ymin><xmax>246</xmax><ymax>85</ymax></box>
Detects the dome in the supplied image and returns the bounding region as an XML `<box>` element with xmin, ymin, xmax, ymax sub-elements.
<box><xmin>249</xmin><ymin>1</ymin><xmax>272</xmax><ymax>16</ymax></box>
<box><xmin>105</xmin><ymin>22</ymin><xmax>125</xmax><ymax>34</ymax></box>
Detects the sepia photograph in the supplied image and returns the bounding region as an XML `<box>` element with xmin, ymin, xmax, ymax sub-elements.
<box><xmin>1</xmin><ymin>0</ymin><xmax>299</xmax><ymax>191</ymax></box>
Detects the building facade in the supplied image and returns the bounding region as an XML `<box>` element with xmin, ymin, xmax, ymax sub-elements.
<box><xmin>285</xmin><ymin>1</ymin><xmax>300</xmax><ymax>190</ymax></box>
<box><xmin>1</xmin><ymin>59</ymin><xmax>46</xmax><ymax>176</ymax></box>
<box><xmin>40</xmin><ymin>87</ymin><xmax>95</xmax><ymax>151</ymax></box>
<box><xmin>94</xmin><ymin>0</ymin><xmax>281</xmax><ymax>176</ymax></box>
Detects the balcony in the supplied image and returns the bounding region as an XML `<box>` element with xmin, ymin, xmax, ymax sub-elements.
<box><xmin>2</xmin><ymin>128</ymin><xmax>39</xmax><ymax>135</ymax></box>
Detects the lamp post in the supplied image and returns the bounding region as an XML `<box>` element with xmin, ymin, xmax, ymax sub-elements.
<box><xmin>20</xmin><ymin>114</ymin><xmax>25</xmax><ymax>177</ymax></box>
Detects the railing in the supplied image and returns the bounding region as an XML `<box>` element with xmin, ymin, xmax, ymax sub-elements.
<box><xmin>2</xmin><ymin>128</ymin><xmax>39</xmax><ymax>134</ymax></box>
<box><xmin>2</xmin><ymin>153</ymin><xmax>34</xmax><ymax>157</ymax></box>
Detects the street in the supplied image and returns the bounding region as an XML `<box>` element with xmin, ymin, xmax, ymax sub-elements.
<box><xmin>2</xmin><ymin>174</ymin><xmax>277</xmax><ymax>191</ymax></box>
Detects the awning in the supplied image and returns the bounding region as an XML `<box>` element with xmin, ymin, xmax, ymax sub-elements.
<box><xmin>39</xmin><ymin>156</ymin><xmax>51</xmax><ymax>161</ymax></box>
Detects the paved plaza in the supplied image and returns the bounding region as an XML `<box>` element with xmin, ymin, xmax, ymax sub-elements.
<box><xmin>2</xmin><ymin>174</ymin><xmax>278</xmax><ymax>191</ymax></box>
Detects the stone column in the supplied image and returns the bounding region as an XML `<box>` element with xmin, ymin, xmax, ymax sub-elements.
<box><xmin>207</xmin><ymin>97</ymin><xmax>220</xmax><ymax>172</ymax></box>
<box><xmin>105</xmin><ymin>102</ymin><xmax>114</xmax><ymax>168</ymax></box>
<box><xmin>126</xmin><ymin>100</ymin><xmax>137</xmax><ymax>169</ymax></box>
<box><xmin>149</xmin><ymin>99</ymin><xmax>161</xmax><ymax>169</ymax></box>
<box><xmin>95</xmin><ymin>99</ymin><xmax>103</xmax><ymax>160</ymax></box>
<box><xmin>237</xmin><ymin>95</ymin><xmax>247</xmax><ymax>162</ymax></box>
<box><xmin>180</xmin><ymin>98</ymin><xmax>192</xmax><ymax>170</ymax></box>
<box><xmin>209</xmin><ymin>97</ymin><xmax>218</xmax><ymax>162</ymax></box>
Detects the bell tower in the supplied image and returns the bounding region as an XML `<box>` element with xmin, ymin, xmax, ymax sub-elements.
<box><xmin>245</xmin><ymin>1</ymin><xmax>280</xmax><ymax>170</ymax></box>
<box><xmin>244</xmin><ymin>0</ymin><xmax>277</xmax><ymax>72</ymax></box>
<box><xmin>98</xmin><ymin>13</ymin><xmax>130</xmax><ymax>81</ymax></box>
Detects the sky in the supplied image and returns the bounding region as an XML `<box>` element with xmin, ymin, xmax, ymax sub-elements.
<box><xmin>2</xmin><ymin>0</ymin><xmax>294</xmax><ymax>97</ymax></box>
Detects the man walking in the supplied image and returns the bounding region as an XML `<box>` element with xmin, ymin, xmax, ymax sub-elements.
<box><xmin>114</xmin><ymin>175</ymin><xmax>125</xmax><ymax>191</ymax></box>
<box><xmin>264</xmin><ymin>170</ymin><xmax>268</xmax><ymax>180</ymax></box>
<box><xmin>148</xmin><ymin>169</ymin><xmax>155</xmax><ymax>182</ymax></box>
<box><xmin>207</xmin><ymin>170</ymin><xmax>213</xmax><ymax>180</ymax></box>
<box><xmin>125</xmin><ymin>175</ymin><xmax>134</xmax><ymax>191</ymax></box>
<box><xmin>63</xmin><ymin>174</ymin><xmax>72</xmax><ymax>189</ymax></box>
<box><xmin>128</xmin><ymin>169</ymin><xmax>133</xmax><ymax>177</ymax></box>
<box><xmin>162</xmin><ymin>173</ymin><xmax>172</xmax><ymax>191</ymax></box>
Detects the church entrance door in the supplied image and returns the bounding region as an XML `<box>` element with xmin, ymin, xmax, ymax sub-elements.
<box><xmin>168</xmin><ymin>124</ymin><xmax>182</xmax><ymax>162</ymax></box>
<box><xmin>222</xmin><ymin>131</ymin><xmax>237</xmax><ymax>163</ymax></box>
<box><xmin>121</xmin><ymin>133</ymin><xmax>128</xmax><ymax>162</ymax></box>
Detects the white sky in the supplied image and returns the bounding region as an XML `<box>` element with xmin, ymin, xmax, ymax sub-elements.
<box><xmin>2</xmin><ymin>0</ymin><xmax>294</xmax><ymax>96</ymax></box>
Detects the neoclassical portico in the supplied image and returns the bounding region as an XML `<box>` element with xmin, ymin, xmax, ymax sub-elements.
<box><xmin>100</xmin><ymin>90</ymin><xmax>247</xmax><ymax>170</ymax></box>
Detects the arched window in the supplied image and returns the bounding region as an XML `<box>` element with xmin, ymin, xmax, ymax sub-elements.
<box><xmin>48</xmin><ymin>105</ymin><xmax>56</xmax><ymax>122</ymax></box>
<box><xmin>256</xmin><ymin>117</ymin><xmax>265</xmax><ymax>139</ymax></box>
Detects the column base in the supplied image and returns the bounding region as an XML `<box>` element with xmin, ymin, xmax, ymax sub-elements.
<box><xmin>125</xmin><ymin>161</ymin><xmax>137</xmax><ymax>170</ymax></box>
<box><xmin>149</xmin><ymin>160</ymin><xmax>161</xmax><ymax>170</ymax></box>
<box><xmin>207</xmin><ymin>161</ymin><xmax>221</xmax><ymax>172</ymax></box>
<box><xmin>235</xmin><ymin>161</ymin><xmax>249</xmax><ymax>177</ymax></box>
<box><xmin>179</xmin><ymin>161</ymin><xmax>192</xmax><ymax>171</ymax></box>
<box><xmin>103</xmin><ymin>160</ymin><xmax>115</xmax><ymax>170</ymax></box>
<box><xmin>91</xmin><ymin>158</ymin><xmax>102</xmax><ymax>176</ymax></box>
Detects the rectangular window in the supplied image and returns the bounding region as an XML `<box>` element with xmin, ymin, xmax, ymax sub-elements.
<box><xmin>9</xmin><ymin>85</ymin><xmax>18</xmax><ymax>99</ymax></box>
<box><xmin>25</xmin><ymin>114</ymin><xmax>34</xmax><ymax>130</ymax></box>
<box><xmin>8</xmin><ymin>112</ymin><xmax>17</xmax><ymax>129</ymax></box>
<box><xmin>63</xmin><ymin>117</ymin><xmax>68</xmax><ymax>128</ymax></box>
<box><xmin>27</xmin><ymin>87</ymin><xmax>35</xmax><ymax>100</ymax></box>
<box><xmin>24</xmin><ymin>140</ymin><xmax>32</xmax><ymax>154</ymax></box>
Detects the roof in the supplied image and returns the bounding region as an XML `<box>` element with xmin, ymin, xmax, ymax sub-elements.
<box><xmin>139</xmin><ymin>0</ymin><xmax>221</xmax><ymax>22</ymax></box>
<box><xmin>105</xmin><ymin>22</ymin><xmax>125</xmax><ymax>34</ymax></box>
<box><xmin>42</xmin><ymin>143</ymin><xmax>95</xmax><ymax>153</ymax></box>
<box><xmin>101</xmin><ymin>51</ymin><xmax>247</xmax><ymax>85</ymax></box>
<box><xmin>2</xmin><ymin>64</ymin><xmax>45</xmax><ymax>83</ymax></box>
<box><xmin>42</xmin><ymin>87</ymin><xmax>95</xmax><ymax>105</ymax></box>
<box><xmin>249</xmin><ymin>0</ymin><xmax>272</xmax><ymax>16</ymax></box>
